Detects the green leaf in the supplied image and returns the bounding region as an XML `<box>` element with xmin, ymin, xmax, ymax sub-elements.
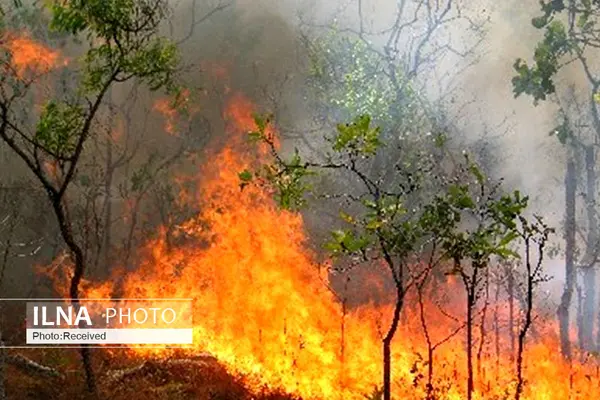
<box><xmin>340</xmin><ymin>211</ymin><xmax>355</xmax><ymax>224</ymax></box>
<box><xmin>469</xmin><ymin>163</ymin><xmax>485</xmax><ymax>185</ymax></box>
<box><xmin>498</xmin><ymin>231</ymin><xmax>518</xmax><ymax>248</ymax></box>
<box><xmin>35</xmin><ymin>101</ymin><xmax>84</xmax><ymax>155</ymax></box>
<box><xmin>532</xmin><ymin>16</ymin><xmax>548</xmax><ymax>29</ymax></box>
<box><xmin>248</xmin><ymin>131</ymin><xmax>263</xmax><ymax>141</ymax></box>
<box><xmin>238</xmin><ymin>170</ymin><xmax>253</xmax><ymax>182</ymax></box>
<box><xmin>366</xmin><ymin>219</ymin><xmax>383</xmax><ymax>230</ymax></box>
<box><xmin>496</xmin><ymin>248</ymin><xmax>520</xmax><ymax>259</ymax></box>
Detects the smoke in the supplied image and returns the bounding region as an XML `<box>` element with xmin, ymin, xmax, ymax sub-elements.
<box><xmin>170</xmin><ymin>0</ymin><xmax>566</xmax><ymax>217</ymax></box>
<box><xmin>164</xmin><ymin>0</ymin><xmax>581</xmax><ymax>309</ymax></box>
<box><xmin>163</xmin><ymin>0</ymin><xmax>574</xmax><ymax>251</ymax></box>
<box><xmin>0</xmin><ymin>0</ymin><xmax>577</xmax><ymax>297</ymax></box>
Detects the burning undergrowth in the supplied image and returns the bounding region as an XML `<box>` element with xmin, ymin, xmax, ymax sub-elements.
<box><xmin>36</xmin><ymin>85</ymin><xmax>600</xmax><ymax>400</ymax></box>
<box><xmin>2</xmin><ymin>21</ymin><xmax>599</xmax><ymax>400</ymax></box>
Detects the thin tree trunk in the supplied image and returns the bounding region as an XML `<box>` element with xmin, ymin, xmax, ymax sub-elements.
<box><xmin>0</xmin><ymin>338</ymin><xmax>5</xmax><ymax>400</ymax></box>
<box><xmin>515</xmin><ymin>239</ymin><xmax>533</xmax><ymax>400</ymax></box>
<box><xmin>597</xmin><ymin>288</ymin><xmax>600</xmax><ymax>351</ymax></box>
<box><xmin>507</xmin><ymin>266</ymin><xmax>516</xmax><ymax>361</ymax></box>
<box><xmin>477</xmin><ymin>269</ymin><xmax>490</xmax><ymax>377</ymax></box>
<box><xmin>102</xmin><ymin>137</ymin><xmax>114</xmax><ymax>274</ymax></box>
<box><xmin>51</xmin><ymin>198</ymin><xmax>97</xmax><ymax>396</ymax></box>
<box><xmin>558</xmin><ymin>158</ymin><xmax>577</xmax><ymax>359</ymax></box>
<box><xmin>463</xmin><ymin>264</ymin><xmax>479</xmax><ymax>400</ymax></box>
<box><xmin>577</xmin><ymin>282</ymin><xmax>584</xmax><ymax>348</ymax></box>
<box><xmin>494</xmin><ymin>281</ymin><xmax>500</xmax><ymax>380</ymax></box>
<box><xmin>417</xmin><ymin>280</ymin><xmax>434</xmax><ymax>399</ymax></box>
<box><xmin>582</xmin><ymin>145</ymin><xmax>597</xmax><ymax>351</ymax></box>
<box><xmin>466</xmin><ymin>290</ymin><xmax>475</xmax><ymax>400</ymax></box>
<box><xmin>383</xmin><ymin>282</ymin><xmax>404</xmax><ymax>400</ymax></box>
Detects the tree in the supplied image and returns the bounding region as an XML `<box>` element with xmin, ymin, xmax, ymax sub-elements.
<box><xmin>0</xmin><ymin>0</ymin><xmax>181</xmax><ymax>394</ymax></box>
<box><xmin>423</xmin><ymin>162</ymin><xmax>542</xmax><ymax>400</ymax></box>
<box><xmin>242</xmin><ymin>111</ymin><xmax>543</xmax><ymax>400</ymax></box>
<box><xmin>512</xmin><ymin>0</ymin><xmax>600</xmax><ymax>356</ymax></box>
<box><xmin>297</xmin><ymin>0</ymin><xmax>489</xmax><ymax>172</ymax></box>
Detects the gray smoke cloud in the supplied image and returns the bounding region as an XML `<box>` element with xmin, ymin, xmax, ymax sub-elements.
<box><xmin>166</xmin><ymin>0</ymin><xmax>575</xmax><ymax>303</ymax></box>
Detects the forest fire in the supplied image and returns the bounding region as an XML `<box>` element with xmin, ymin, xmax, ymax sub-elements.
<box><xmin>2</xmin><ymin>16</ymin><xmax>600</xmax><ymax>400</ymax></box>
<box><xmin>56</xmin><ymin>91</ymin><xmax>597</xmax><ymax>399</ymax></box>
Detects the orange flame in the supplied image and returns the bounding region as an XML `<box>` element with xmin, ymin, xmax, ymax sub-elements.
<box><xmin>153</xmin><ymin>88</ymin><xmax>198</xmax><ymax>136</ymax></box>
<box><xmin>48</xmin><ymin>89</ymin><xmax>599</xmax><ymax>399</ymax></box>
<box><xmin>4</xmin><ymin>33</ymin><xmax>66</xmax><ymax>78</ymax></box>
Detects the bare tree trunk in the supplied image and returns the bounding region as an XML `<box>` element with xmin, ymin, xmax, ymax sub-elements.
<box><xmin>515</xmin><ymin>240</ymin><xmax>534</xmax><ymax>400</ymax></box>
<box><xmin>466</xmin><ymin>288</ymin><xmax>475</xmax><ymax>400</ymax></box>
<box><xmin>340</xmin><ymin>296</ymin><xmax>346</xmax><ymax>392</ymax></box>
<box><xmin>0</xmin><ymin>339</ymin><xmax>5</xmax><ymax>400</ymax></box>
<box><xmin>462</xmin><ymin>264</ymin><xmax>480</xmax><ymax>400</ymax></box>
<box><xmin>417</xmin><ymin>281</ymin><xmax>435</xmax><ymax>399</ymax></box>
<box><xmin>507</xmin><ymin>266</ymin><xmax>516</xmax><ymax>361</ymax></box>
<box><xmin>576</xmin><ymin>282</ymin><xmax>585</xmax><ymax>349</ymax></box>
<box><xmin>558</xmin><ymin>158</ymin><xmax>577</xmax><ymax>359</ymax></box>
<box><xmin>383</xmin><ymin>282</ymin><xmax>404</xmax><ymax>400</ymax></box>
<box><xmin>582</xmin><ymin>146</ymin><xmax>597</xmax><ymax>351</ymax></box>
<box><xmin>51</xmin><ymin>199</ymin><xmax>97</xmax><ymax>396</ymax></box>
<box><xmin>597</xmin><ymin>288</ymin><xmax>600</xmax><ymax>351</ymax></box>
<box><xmin>494</xmin><ymin>281</ymin><xmax>500</xmax><ymax>380</ymax></box>
<box><xmin>102</xmin><ymin>137</ymin><xmax>114</xmax><ymax>274</ymax></box>
<box><xmin>477</xmin><ymin>269</ymin><xmax>490</xmax><ymax>377</ymax></box>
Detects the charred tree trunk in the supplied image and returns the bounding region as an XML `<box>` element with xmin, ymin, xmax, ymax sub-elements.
<box><xmin>582</xmin><ymin>146</ymin><xmax>597</xmax><ymax>351</ymax></box>
<box><xmin>558</xmin><ymin>158</ymin><xmax>577</xmax><ymax>359</ymax></box>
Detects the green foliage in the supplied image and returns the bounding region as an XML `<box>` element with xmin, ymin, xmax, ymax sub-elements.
<box><xmin>130</xmin><ymin>157</ymin><xmax>155</xmax><ymax>192</ymax></box>
<box><xmin>512</xmin><ymin>1</ymin><xmax>600</xmax><ymax>105</ymax></box>
<box><xmin>334</xmin><ymin>114</ymin><xmax>381</xmax><ymax>155</ymax></box>
<box><xmin>1</xmin><ymin>1</ymin><xmax>181</xmax><ymax>167</ymax></box>
<box><xmin>307</xmin><ymin>30</ymin><xmax>397</xmax><ymax>123</ymax></box>
<box><xmin>238</xmin><ymin>169</ymin><xmax>253</xmax><ymax>183</ymax></box>
<box><xmin>243</xmin><ymin>113</ymin><xmax>542</xmax><ymax>281</ymax></box>
<box><xmin>264</xmin><ymin>149</ymin><xmax>315</xmax><ymax>210</ymax></box>
<box><xmin>548</xmin><ymin>116</ymin><xmax>572</xmax><ymax>144</ymax></box>
<box><xmin>512</xmin><ymin>20</ymin><xmax>571</xmax><ymax>103</ymax></box>
<box><xmin>324</xmin><ymin>229</ymin><xmax>370</xmax><ymax>256</ymax></box>
<box><xmin>49</xmin><ymin>0</ymin><xmax>167</xmax><ymax>37</ymax></box>
<box><xmin>35</xmin><ymin>101</ymin><xmax>85</xmax><ymax>155</ymax></box>
<box><xmin>243</xmin><ymin>115</ymin><xmax>315</xmax><ymax>210</ymax></box>
<box><xmin>49</xmin><ymin>0</ymin><xmax>179</xmax><ymax>94</ymax></box>
<box><xmin>122</xmin><ymin>38</ymin><xmax>179</xmax><ymax>91</ymax></box>
<box><xmin>423</xmin><ymin>163</ymin><xmax>529</xmax><ymax>267</ymax></box>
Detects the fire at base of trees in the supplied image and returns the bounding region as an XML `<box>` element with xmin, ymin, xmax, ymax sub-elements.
<box><xmin>0</xmin><ymin>1</ymin><xmax>598</xmax><ymax>400</ymax></box>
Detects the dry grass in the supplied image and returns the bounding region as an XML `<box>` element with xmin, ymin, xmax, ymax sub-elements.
<box><xmin>4</xmin><ymin>349</ymin><xmax>301</xmax><ymax>400</ymax></box>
